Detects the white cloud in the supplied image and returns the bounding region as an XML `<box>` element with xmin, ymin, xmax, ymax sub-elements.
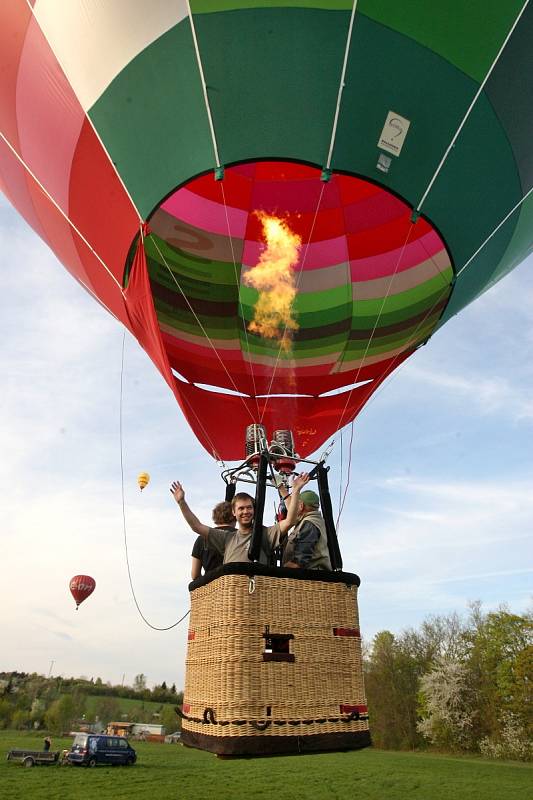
<box><xmin>403</xmin><ymin>365</ymin><xmax>533</xmax><ymax>419</ymax></box>
<box><xmin>337</xmin><ymin>468</ymin><xmax>532</xmax><ymax>640</ymax></box>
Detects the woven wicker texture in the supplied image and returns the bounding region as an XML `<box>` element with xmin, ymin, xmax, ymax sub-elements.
<box><xmin>182</xmin><ymin>573</ymin><xmax>369</xmax><ymax>739</ymax></box>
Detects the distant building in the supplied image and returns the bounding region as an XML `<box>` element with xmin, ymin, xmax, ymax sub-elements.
<box><xmin>106</xmin><ymin>721</ymin><xmax>135</xmax><ymax>737</ymax></box>
<box><xmin>106</xmin><ymin>721</ymin><xmax>166</xmax><ymax>738</ymax></box>
<box><xmin>72</xmin><ymin>719</ymin><xmax>100</xmax><ymax>734</ymax></box>
<box><xmin>131</xmin><ymin>723</ymin><xmax>165</xmax><ymax>737</ymax></box>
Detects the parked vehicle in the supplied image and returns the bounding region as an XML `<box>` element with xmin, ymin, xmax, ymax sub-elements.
<box><xmin>7</xmin><ymin>749</ymin><xmax>60</xmax><ymax>768</ymax></box>
<box><xmin>67</xmin><ymin>733</ymin><xmax>136</xmax><ymax>767</ymax></box>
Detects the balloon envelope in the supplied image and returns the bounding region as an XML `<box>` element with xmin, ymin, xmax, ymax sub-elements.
<box><xmin>69</xmin><ymin>575</ymin><xmax>96</xmax><ymax>609</ymax></box>
<box><xmin>137</xmin><ymin>472</ymin><xmax>150</xmax><ymax>491</ymax></box>
<box><xmin>1</xmin><ymin>2</ymin><xmax>532</xmax><ymax>459</ymax></box>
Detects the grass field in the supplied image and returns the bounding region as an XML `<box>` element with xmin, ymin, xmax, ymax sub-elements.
<box><xmin>84</xmin><ymin>694</ymin><xmax>174</xmax><ymax>715</ymax></box>
<box><xmin>1</xmin><ymin>732</ymin><xmax>531</xmax><ymax>800</ymax></box>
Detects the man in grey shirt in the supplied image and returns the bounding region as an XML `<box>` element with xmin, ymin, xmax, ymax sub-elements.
<box><xmin>171</xmin><ymin>473</ymin><xmax>310</xmax><ymax>566</ymax></box>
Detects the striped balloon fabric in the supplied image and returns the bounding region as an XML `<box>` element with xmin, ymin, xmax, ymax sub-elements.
<box><xmin>1</xmin><ymin>2</ymin><xmax>532</xmax><ymax>458</ymax></box>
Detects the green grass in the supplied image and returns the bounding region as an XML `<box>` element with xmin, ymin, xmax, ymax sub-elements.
<box><xmin>1</xmin><ymin>731</ymin><xmax>531</xmax><ymax>800</ymax></box>
<box><xmin>84</xmin><ymin>694</ymin><xmax>174</xmax><ymax>716</ymax></box>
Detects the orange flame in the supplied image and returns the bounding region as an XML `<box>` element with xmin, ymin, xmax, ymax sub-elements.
<box><xmin>243</xmin><ymin>213</ymin><xmax>301</xmax><ymax>351</ymax></box>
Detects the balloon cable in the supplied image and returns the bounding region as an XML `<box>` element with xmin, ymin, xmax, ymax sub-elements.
<box><xmin>416</xmin><ymin>0</ymin><xmax>531</xmax><ymax>214</ymax></box>
<box><xmin>325</xmin><ymin>0</ymin><xmax>359</xmax><ymax>170</ymax></box>
<box><xmin>330</xmin><ymin>222</ymin><xmax>415</xmax><ymax>442</ymax></box>
<box><xmin>331</xmin><ymin>267</ymin><xmax>453</xmax><ymax>529</ymax></box>
<box><xmin>186</xmin><ymin>0</ymin><xmax>222</xmax><ymax>168</ymax></box>
<box><xmin>457</xmin><ymin>183</ymin><xmax>533</xmax><ymax>278</ymax></box>
<box><xmin>119</xmin><ymin>330</ymin><xmax>190</xmax><ymax>631</ymax></box>
<box><xmin>260</xmin><ymin>181</ymin><xmax>327</xmax><ymax>420</ymax></box>
<box><xmin>24</xmin><ymin>2</ymin><xmax>144</xmax><ymax>225</ymax></box>
<box><xmin>335</xmin><ymin>420</ymin><xmax>355</xmax><ymax>533</ymax></box>
<box><xmin>330</xmin><ymin>275</ymin><xmax>452</xmax><ymax>529</ymax></box>
<box><xmin>0</xmin><ymin>128</ymin><xmax>122</xmax><ymax>292</ymax></box>
<box><xmin>150</xmin><ymin>235</ymin><xmax>256</xmax><ymax>425</ymax></box>
<box><xmin>338</xmin><ymin>427</ymin><xmax>344</xmax><ymax>514</ymax></box>
<box><xmin>219</xmin><ymin>180</ymin><xmax>261</xmax><ymax>420</ymax></box>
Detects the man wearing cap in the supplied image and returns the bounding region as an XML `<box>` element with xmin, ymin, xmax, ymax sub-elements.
<box><xmin>282</xmin><ymin>489</ymin><xmax>332</xmax><ymax>570</ymax></box>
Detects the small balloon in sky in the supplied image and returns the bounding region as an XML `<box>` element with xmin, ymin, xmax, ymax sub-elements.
<box><xmin>137</xmin><ymin>472</ymin><xmax>150</xmax><ymax>491</ymax></box>
<box><xmin>69</xmin><ymin>575</ymin><xmax>96</xmax><ymax>610</ymax></box>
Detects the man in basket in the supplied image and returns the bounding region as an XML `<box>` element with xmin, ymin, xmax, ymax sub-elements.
<box><xmin>281</xmin><ymin>489</ymin><xmax>331</xmax><ymax>570</ymax></box>
<box><xmin>171</xmin><ymin>473</ymin><xmax>310</xmax><ymax>566</ymax></box>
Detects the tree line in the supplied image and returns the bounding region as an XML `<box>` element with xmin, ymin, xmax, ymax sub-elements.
<box><xmin>364</xmin><ymin>602</ymin><xmax>532</xmax><ymax>760</ymax></box>
<box><xmin>1</xmin><ymin>602</ymin><xmax>531</xmax><ymax>760</ymax></box>
<box><xmin>0</xmin><ymin>672</ymin><xmax>183</xmax><ymax>735</ymax></box>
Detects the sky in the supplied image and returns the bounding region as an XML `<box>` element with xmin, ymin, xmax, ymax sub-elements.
<box><xmin>1</xmin><ymin>193</ymin><xmax>532</xmax><ymax>690</ymax></box>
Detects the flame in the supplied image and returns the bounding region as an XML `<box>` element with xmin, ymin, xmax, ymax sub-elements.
<box><xmin>243</xmin><ymin>213</ymin><xmax>301</xmax><ymax>351</ymax></box>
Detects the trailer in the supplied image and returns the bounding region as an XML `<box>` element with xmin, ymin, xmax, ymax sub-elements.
<box><xmin>7</xmin><ymin>749</ymin><xmax>61</xmax><ymax>767</ymax></box>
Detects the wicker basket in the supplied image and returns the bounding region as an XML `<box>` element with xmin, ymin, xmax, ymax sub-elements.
<box><xmin>180</xmin><ymin>564</ymin><xmax>370</xmax><ymax>755</ymax></box>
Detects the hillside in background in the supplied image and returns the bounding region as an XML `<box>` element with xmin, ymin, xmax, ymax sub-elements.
<box><xmin>2</xmin><ymin>602</ymin><xmax>531</xmax><ymax>760</ymax></box>
<box><xmin>0</xmin><ymin>672</ymin><xmax>182</xmax><ymax>735</ymax></box>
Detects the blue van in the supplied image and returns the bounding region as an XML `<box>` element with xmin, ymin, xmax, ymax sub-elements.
<box><xmin>67</xmin><ymin>733</ymin><xmax>136</xmax><ymax>767</ymax></box>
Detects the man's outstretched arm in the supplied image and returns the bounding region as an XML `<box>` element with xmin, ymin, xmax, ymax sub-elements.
<box><xmin>170</xmin><ymin>481</ymin><xmax>210</xmax><ymax>538</ymax></box>
<box><xmin>278</xmin><ymin>472</ymin><xmax>310</xmax><ymax>535</ymax></box>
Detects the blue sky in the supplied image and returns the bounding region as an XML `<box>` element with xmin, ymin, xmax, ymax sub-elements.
<box><xmin>1</xmin><ymin>193</ymin><xmax>531</xmax><ymax>689</ymax></box>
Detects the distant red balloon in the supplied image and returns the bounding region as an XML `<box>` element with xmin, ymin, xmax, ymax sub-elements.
<box><xmin>69</xmin><ymin>575</ymin><xmax>96</xmax><ymax>609</ymax></box>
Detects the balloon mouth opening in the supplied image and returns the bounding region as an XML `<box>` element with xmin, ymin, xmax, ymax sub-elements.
<box><xmin>143</xmin><ymin>159</ymin><xmax>453</xmax><ymax>397</ymax></box>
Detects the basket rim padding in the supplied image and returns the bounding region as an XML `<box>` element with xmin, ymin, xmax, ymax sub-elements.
<box><xmin>189</xmin><ymin>562</ymin><xmax>360</xmax><ymax>592</ymax></box>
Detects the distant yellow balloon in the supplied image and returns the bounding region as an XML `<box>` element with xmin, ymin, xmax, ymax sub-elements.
<box><xmin>137</xmin><ymin>472</ymin><xmax>150</xmax><ymax>491</ymax></box>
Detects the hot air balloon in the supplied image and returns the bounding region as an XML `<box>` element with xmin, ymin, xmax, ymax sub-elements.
<box><xmin>137</xmin><ymin>472</ymin><xmax>150</xmax><ymax>491</ymax></box>
<box><xmin>2</xmin><ymin>1</ymin><xmax>532</xmax><ymax>758</ymax></box>
<box><xmin>1</xmin><ymin>2</ymin><xmax>531</xmax><ymax>462</ymax></box>
<box><xmin>69</xmin><ymin>575</ymin><xmax>96</xmax><ymax>610</ymax></box>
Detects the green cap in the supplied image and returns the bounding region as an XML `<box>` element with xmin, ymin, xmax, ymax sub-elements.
<box><xmin>299</xmin><ymin>490</ymin><xmax>320</xmax><ymax>508</ymax></box>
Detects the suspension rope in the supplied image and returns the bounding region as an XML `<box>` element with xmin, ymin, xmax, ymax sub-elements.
<box><xmin>335</xmin><ymin>420</ymin><xmax>355</xmax><ymax>532</ymax></box>
<box><xmin>185</xmin><ymin>3</ymin><xmax>243</xmax><ymax>431</ymax></box>
<box><xmin>0</xmin><ymin>128</ymin><xmax>123</xmax><ymax>291</ymax></box>
<box><xmin>177</xmin><ymin>386</ymin><xmax>226</xmax><ymax>464</ymax></box>
<box><xmin>417</xmin><ymin>231</ymin><xmax>456</xmax><ymax>290</ymax></box>
<box><xmin>457</xmin><ymin>184</ymin><xmax>533</xmax><ymax>277</ymax></box>
<box><xmin>137</xmin><ymin>226</ymin><xmax>226</xmax><ymax>461</ymax></box>
<box><xmin>341</xmin><ymin>276</ymin><xmax>453</xmax><ymax>436</ymax></box>
<box><xmin>149</xmin><ymin>235</ymin><xmax>256</xmax><ymax>423</ymax></box>
<box><xmin>338</xmin><ymin>427</ymin><xmax>344</xmax><ymax>513</ymax></box>
<box><xmin>332</xmin><ymin>277</ymin><xmax>452</xmax><ymax>529</ymax></box>
<box><xmin>24</xmin><ymin>0</ymin><xmax>144</xmax><ymax>224</ymax></box>
<box><xmin>219</xmin><ymin>180</ymin><xmax>262</xmax><ymax>420</ymax></box>
<box><xmin>333</xmin><ymin>221</ymin><xmax>416</xmax><ymax>435</ymax></box>
<box><xmin>415</xmin><ymin>0</ymin><xmax>530</xmax><ymax>213</ymax></box>
<box><xmin>259</xmin><ymin>1</ymin><xmax>357</xmax><ymax>416</ymax></box>
<box><xmin>326</xmin><ymin>0</ymin><xmax>359</xmax><ymax>170</ymax></box>
<box><xmin>119</xmin><ymin>330</ymin><xmax>190</xmax><ymax>630</ymax></box>
<box><xmin>330</xmin><ymin>0</ymin><xmax>531</xmax><ymax>503</ymax></box>
<box><xmin>327</xmin><ymin>220</ymin><xmax>454</xmax><ymax>467</ymax></box>
<box><xmin>342</xmin><ymin>277</ymin><xmax>452</xmax><ymax>438</ymax></box>
<box><xmin>186</xmin><ymin>0</ymin><xmax>222</xmax><ymax>168</ymax></box>
<box><xmin>332</xmin><ymin>257</ymin><xmax>456</xmax><ymax>525</ymax></box>
<box><xmin>259</xmin><ymin>181</ymin><xmax>327</xmax><ymax>422</ymax></box>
